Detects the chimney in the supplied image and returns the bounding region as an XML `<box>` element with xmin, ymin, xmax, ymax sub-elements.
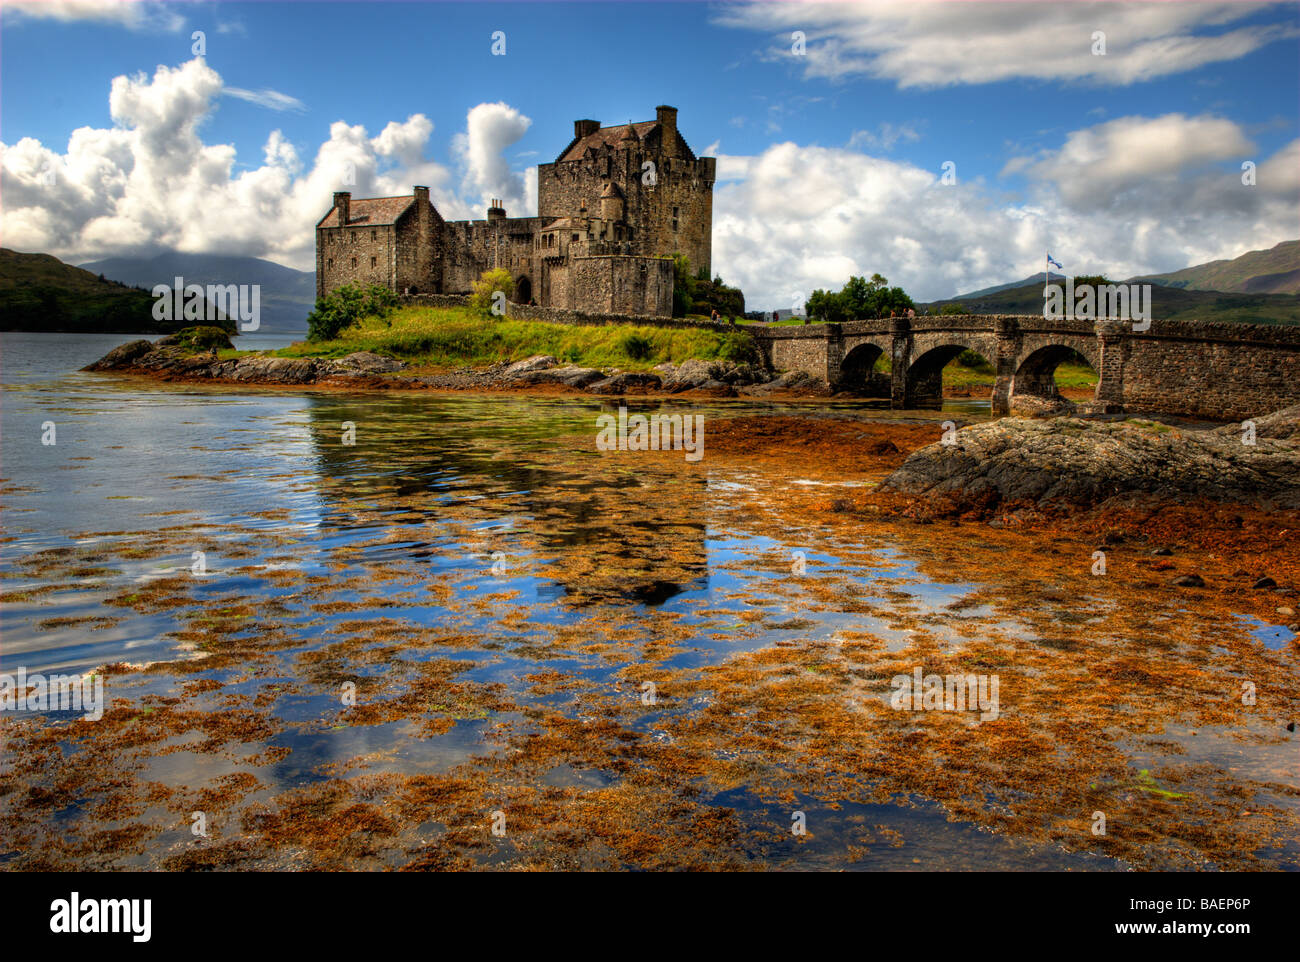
<box><xmin>575</xmin><ymin>119</ymin><xmax>600</xmax><ymax>140</ymax></box>
<box><xmin>413</xmin><ymin>185</ymin><xmax>429</xmax><ymax>206</ymax></box>
<box><xmin>487</xmin><ymin>198</ymin><xmax>506</xmax><ymax>223</ymax></box>
<box><xmin>656</xmin><ymin>105</ymin><xmax>678</xmax><ymax>155</ymax></box>
<box><xmin>333</xmin><ymin>191</ymin><xmax>351</xmax><ymax>227</ymax></box>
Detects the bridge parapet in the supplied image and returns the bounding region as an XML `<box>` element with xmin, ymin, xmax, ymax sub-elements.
<box><xmin>749</xmin><ymin>312</ymin><xmax>1300</xmax><ymax>420</ymax></box>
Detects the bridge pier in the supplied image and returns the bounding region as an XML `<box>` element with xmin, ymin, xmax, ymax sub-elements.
<box><xmin>889</xmin><ymin>317</ymin><xmax>911</xmax><ymax>409</ymax></box>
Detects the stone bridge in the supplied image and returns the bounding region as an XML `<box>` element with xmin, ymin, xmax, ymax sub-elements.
<box><xmin>751</xmin><ymin>314</ymin><xmax>1300</xmax><ymax>420</ymax></box>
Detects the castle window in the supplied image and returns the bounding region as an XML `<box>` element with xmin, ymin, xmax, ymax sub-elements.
<box><xmin>327</xmin><ymin>258</ymin><xmax>333</xmax><ymax>269</ymax></box>
<box><xmin>672</xmin><ymin>220</ymin><xmax>679</xmax><ymax>232</ymax></box>
<box><xmin>673</xmin><ymin>207</ymin><xmax>679</xmax><ymax>217</ymax></box>
<box><xmin>371</xmin><ymin>256</ymin><xmax>377</xmax><ymax>268</ymax></box>
<box><xmin>371</xmin><ymin>230</ymin><xmax>376</xmax><ymax>241</ymax></box>
<box><xmin>571</xmin><ymin>234</ymin><xmax>579</xmax><ymax>242</ymax></box>
<box><xmin>351</xmin><ymin>257</ymin><xmax>358</xmax><ymax>269</ymax></box>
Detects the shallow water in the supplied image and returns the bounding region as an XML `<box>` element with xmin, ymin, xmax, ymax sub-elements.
<box><xmin>1</xmin><ymin>332</ymin><xmax>1296</xmax><ymax>871</ymax></box>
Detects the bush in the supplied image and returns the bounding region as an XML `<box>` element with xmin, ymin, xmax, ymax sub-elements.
<box><xmin>939</xmin><ymin>303</ymin><xmax>967</xmax><ymax>315</ymax></box>
<box><xmin>469</xmin><ymin>268</ymin><xmax>515</xmax><ymax>317</ymax></box>
<box><xmin>306</xmin><ymin>284</ymin><xmax>398</xmax><ymax>342</ymax></box>
<box><xmin>168</xmin><ymin>325</ymin><xmax>233</xmax><ymax>352</ymax></box>
<box><xmin>619</xmin><ymin>332</ymin><xmax>654</xmax><ymax>361</ymax></box>
<box><xmin>955</xmin><ymin>349</ymin><xmax>992</xmax><ymax>371</ymax></box>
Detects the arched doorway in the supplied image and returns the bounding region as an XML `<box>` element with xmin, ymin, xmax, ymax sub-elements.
<box><xmin>515</xmin><ymin>275</ymin><xmax>533</xmax><ymax>305</ymax></box>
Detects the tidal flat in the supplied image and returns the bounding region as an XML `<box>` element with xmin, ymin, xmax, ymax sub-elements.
<box><xmin>1</xmin><ymin>363</ymin><xmax>1297</xmax><ymax>870</ymax></box>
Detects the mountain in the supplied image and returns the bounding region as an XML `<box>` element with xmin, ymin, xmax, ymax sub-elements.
<box><xmin>0</xmin><ymin>248</ymin><xmax>233</xmax><ymax>335</ymax></box>
<box><xmin>1132</xmin><ymin>240</ymin><xmax>1300</xmax><ymax>295</ymax></box>
<box><xmin>923</xmin><ymin>276</ymin><xmax>1300</xmax><ymax>326</ymax></box>
<box><xmin>953</xmin><ymin>272</ymin><xmax>1068</xmax><ymax>300</ymax></box>
<box><xmin>945</xmin><ymin>240</ymin><xmax>1300</xmax><ymax>303</ymax></box>
<box><xmin>79</xmin><ymin>252</ymin><xmax>315</xmax><ymax>332</ymax></box>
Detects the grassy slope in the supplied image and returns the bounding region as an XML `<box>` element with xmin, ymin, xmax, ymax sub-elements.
<box><xmin>274</xmin><ymin>305</ymin><xmax>759</xmax><ymax>371</ymax></box>
<box><xmin>0</xmin><ymin>248</ymin><xmax>236</xmax><ymax>334</ymax></box>
<box><xmin>1134</xmin><ymin>240</ymin><xmax>1300</xmax><ymax>294</ymax></box>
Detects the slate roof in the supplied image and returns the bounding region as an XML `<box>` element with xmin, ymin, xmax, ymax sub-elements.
<box><xmin>316</xmin><ymin>195</ymin><xmax>413</xmax><ymax>229</ymax></box>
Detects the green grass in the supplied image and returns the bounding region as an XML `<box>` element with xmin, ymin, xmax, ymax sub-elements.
<box><xmin>939</xmin><ymin>359</ymin><xmax>1099</xmax><ymax>391</ymax></box>
<box><xmin>272</xmin><ymin>305</ymin><xmax>759</xmax><ymax>370</ymax></box>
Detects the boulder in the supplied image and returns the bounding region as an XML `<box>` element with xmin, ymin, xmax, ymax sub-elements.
<box><xmin>321</xmin><ymin>351</ymin><xmax>404</xmax><ymax>376</ymax></box>
<box><xmin>1213</xmin><ymin>403</ymin><xmax>1300</xmax><ymax>442</ymax></box>
<box><xmin>503</xmin><ymin>354</ymin><xmax>557</xmax><ymax>378</ymax></box>
<box><xmin>212</xmin><ymin>356</ymin><xmax>318</xmax><ymax>384</ymax></box>
<box><xmin>1009</xmin><ymin>395</ymin><xmax>1078</xmax><ymax>418</ymax></box>
<box><xmin>586</xmin><ymin>371</ymin><xmax>662</xmax><ymax>395</ymax></box>
<box><xmin>662</xmin><ymin>358</ymin><xmax>721</xmax><ymax>393</ymax></box>
<box><xmin>510</xmin><ymin>365</ymin><xmax>605</xmax><ymax>388</ymax></box>
<box><xmin>879</xmin><ymin>416</ymin><xmax>1300</xmax><ymax>516</ymax></box>
<box><xmin>82</xmin><ymin>339</ymin><xmax>155</xmax><ymax>371</ymax></box>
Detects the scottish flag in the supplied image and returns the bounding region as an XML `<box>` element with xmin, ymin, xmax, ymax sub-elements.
<box><xmin>1047</xmin><ymin>254</ymin><xmax>1063</xmax><ymax>269</ymax></box>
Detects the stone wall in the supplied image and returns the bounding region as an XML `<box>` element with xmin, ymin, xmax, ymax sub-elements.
<box><xmin>749</xmin><ymin>315</ymin><xmax>1300</xmax><ymax>420</ymax></box>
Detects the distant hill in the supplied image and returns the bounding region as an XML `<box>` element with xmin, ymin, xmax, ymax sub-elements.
<box><xmin>924</xmin><ymin>276</ymin><xmax>1300</xmax><ymax>326</ymax></box>
<box><xmin>0</xmin><ymin>248</ymin><xmax>235</xmax><ymax>335</ymax></box>
<box><xmin>1133</xmin><ymin>240</ymin><xmax>1300</xmax><ymax>295</ymax></box>
<box><xmin>944</xmin><ymin>240</ymin><xmax>1300</xmax><ymax>304</ymax></box>
<box><xmin>79</xmin><ymin>252</ymin><xmax>315</xmax><ymax>332</ymax></box>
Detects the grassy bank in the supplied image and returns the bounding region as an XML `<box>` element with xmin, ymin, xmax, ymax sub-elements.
<box><xmin>271</xmin><ymin>305</ymin><xmax>758</xmax><ymax>370</ymax></box>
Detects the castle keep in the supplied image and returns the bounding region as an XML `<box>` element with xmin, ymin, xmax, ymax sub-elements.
<box><xmin>315</xmin><ymin>106</ymin><xmax>715</xmax><ymax>317</ymax></box>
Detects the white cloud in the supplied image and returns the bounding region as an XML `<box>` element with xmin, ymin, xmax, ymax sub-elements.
<box><xmin>715</xmin><ymin>1</ymin><xmax>1297</xmax><ymax>88</ymax></box>
<box><xmin>0</xmin><ymin>58</ymin><xmax>536</xmax><ymax>269</ymax></box>
<box><xmin>710</xmin><ymin>115</ymin><xmax>1298</xmax><ymax>306</ymax></box>
<box><xmin>2</xmin><ymin>0</ymin><xmax>184</xmax><ymax>32</ymax></box>
<box><xmin>847</xmin><ymin>122</ymin><xmax>921</xmax><ymax>152</ymax></box>
<box><xmin>224</xmin><ymin>87</ymin><xmax>307</xmax><ymax>113</ymax></box>
<box><xmin>452</xmin><ymin>102</ymin><xmax>533</xmax><ymax>212</ymax></box>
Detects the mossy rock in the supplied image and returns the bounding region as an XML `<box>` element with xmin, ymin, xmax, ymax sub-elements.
<box><xmin>157</xmin><ymin>326</ymin><xmax>234</xmax><ymax>353</ymax></box>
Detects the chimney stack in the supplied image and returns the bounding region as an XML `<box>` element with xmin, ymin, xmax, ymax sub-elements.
<box><xmin>575</xmin><ymin>119</ymin><xmax>600</xmax><ymax>140</ymax></box>
<box><xmin>413</xmin><ymin>185</ymin><xmax>430</xmax><ymax>206</ymax></box>
<box><xmin>333</xmin><ymin>191</ymin><xmax>351</xmax><ymax>227</ymax></box>
<box><xmin>487</xmin><ymin>198</ymin><xmax>506</xmax><ymax>223</ymax></box>
<box><xmin>656</xmin><ymin>105</ymin><xmax>678</xmax><ymax>155</ymax></box>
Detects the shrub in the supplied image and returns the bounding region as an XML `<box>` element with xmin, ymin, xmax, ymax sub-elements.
<box><xmin>307</xmin><ymin>283</ymin><xmax>398</xmax><ymax>341</ymax></box>
<box><xmin>168</xmin><ymin>325</ymin><xmax>233</xmax><ymax>352</ymax></box>
<box><xmin>619</xmin><ymin>332</ymin><xmax>654</xmax><ymax>361</ymax></box>
<box><xmin>939</xmin><ymin>302</ymin><xmax>967</xmax><ymax>315</ymax></box>
<box><xmin>469</xmin><ymin>268</ymin><xmax>514</xmax><ymax>316</ymax></box>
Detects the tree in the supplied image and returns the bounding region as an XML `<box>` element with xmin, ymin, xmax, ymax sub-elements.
<box><xmin>306</xmin><ymin>283</ymin><xmax>398</xmax><ymax>341</ymax></box>
<box><xmin>469</xmin><ymin>267</ymin><xmax>514</xmax><ymax>316</ymax></box>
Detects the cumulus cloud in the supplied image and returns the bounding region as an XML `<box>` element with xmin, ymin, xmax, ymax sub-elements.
<box><xmin>0</xmin><ymin>58</ymin><xmax>537</xmax><ymax>269</ymax></box>
<box><xmin>452</xmin><ymin>102</ymin><xmax>533</xmax><ymax>212</ymax></box>
<box><xmin>2</xmin><ymin>0</ymin><xmax>184</xmax><ymax>32</ymax></box>
<box><xmin>715</xmin><ymin>1</ymin><xmax>1297</xmax><ymax>88</ymax></box>
<box><xmin>711</xmin><ymin>114</ymin><xmax>1298</xmax><ymax>306</ymax></box>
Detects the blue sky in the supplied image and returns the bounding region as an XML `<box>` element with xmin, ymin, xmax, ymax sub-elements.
<box><xmin>3</xmin><ymin>1</ymin><xmax>1298</xmax><ymax>304</ymax></box>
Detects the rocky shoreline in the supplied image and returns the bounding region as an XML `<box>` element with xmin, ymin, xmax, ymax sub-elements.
<box><xmin>84</xmin><ymin>338</ymin><xmax>825</xmax><ymax>398</ymax></box>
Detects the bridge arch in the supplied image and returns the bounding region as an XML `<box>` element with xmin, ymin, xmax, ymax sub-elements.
<box><xmin>1013</xmin><ymin>344</ymin><xmax>1097</xmax><ymax>401</ymax></box>
<box><xmin>836</xmin><ymin>342</ymin><xmax>889</xmax><ymax>395</ymax></box>
<box><xmin>906</xmin><ymin>341</ymin><xmax>997</xmax><ymax>408</ymax></box>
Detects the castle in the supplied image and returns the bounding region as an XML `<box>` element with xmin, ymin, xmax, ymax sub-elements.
<box><xmin>315</xmin><ymin>106</ymin><xmax>715</xmax><ymax>317</ymax></box>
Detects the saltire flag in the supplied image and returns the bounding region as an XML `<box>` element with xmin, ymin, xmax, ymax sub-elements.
<box><xmin>1047</xmin><ymin>253</ymin><xmax>1063</xmax><ymax>269</ymax></box>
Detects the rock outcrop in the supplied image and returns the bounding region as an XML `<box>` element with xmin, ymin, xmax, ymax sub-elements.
<box><xmin>879</xmin><ymin>415</ymin><xmax>1300</xmax><ymax>515</ymax></box>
